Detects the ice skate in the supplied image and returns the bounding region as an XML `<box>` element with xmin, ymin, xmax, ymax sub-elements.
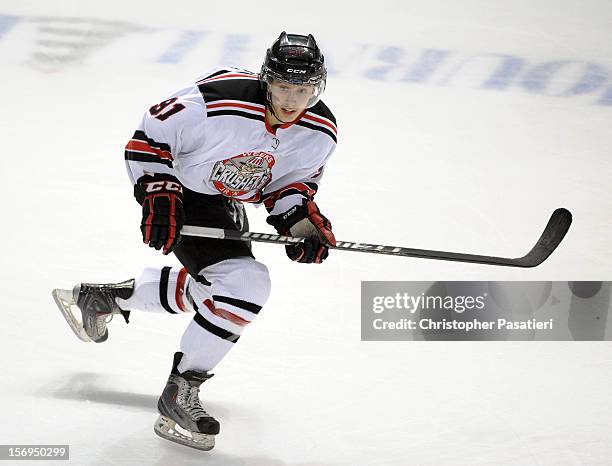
<box><xmin>154</xmin><ymin>352</ymin><xmax>220</xmax><ymax>451</ymax></box>
<box><xmin>52</xmin><ymin>279</ymin><xmax>134</xmax><ymax>343</ymax></box>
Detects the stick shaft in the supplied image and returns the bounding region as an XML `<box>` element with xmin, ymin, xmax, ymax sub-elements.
<box><xmin>180</xmin><ymin>208</ymin><xmax>572</xmax><ymax>268</ymax></box>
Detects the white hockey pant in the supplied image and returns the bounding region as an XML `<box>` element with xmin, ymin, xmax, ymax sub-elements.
<box><xmin>116</xmin><ymin>257</ymin><xmax>271</xmax><ymax>372</ymax></box>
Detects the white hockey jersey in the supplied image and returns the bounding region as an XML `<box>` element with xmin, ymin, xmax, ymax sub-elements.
<box><xmin>124</xmin><ymin>67</ymin><xmax>337</xmax><ymax>215</ymax></box>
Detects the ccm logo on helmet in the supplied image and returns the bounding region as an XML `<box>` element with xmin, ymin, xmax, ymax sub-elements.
<box><xmin>286</xmin><ymin>69</ymin><xmax>307</xmax><ymax>74</ymax></box>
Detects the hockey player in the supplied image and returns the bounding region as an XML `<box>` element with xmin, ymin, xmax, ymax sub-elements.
<box><xmin>52</xmin><ymin>32</ymin><xmax>337</xmax><ymax>451</ymax></box>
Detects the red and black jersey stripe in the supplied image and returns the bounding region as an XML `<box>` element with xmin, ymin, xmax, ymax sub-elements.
<box><xmin>125</xmin><ymin>130</ymin><xmax>174</xmax><ymax>168</ymax></box>
<box><xmin>206</xmin><ymin>100</ymin><xmax>266</xmax><ymax>123</ymax></box>
<box><xmin>308</xmin><ymin>100</ymin><xmax>336</xmax><ymax>126</ymax></box>
<box><xmin>296</xmin><ymin>119</ymin><xmax>337</xmax><ymax>143</ymax></box>
<box><xmin>197</xmin><ymin>70</ymin><xmax>338</xmax><ymax>142</ymax></box>
<box><xmin>195</xmin><ymin>69</ymin><xmax>235</xmax><ymax>84</ymax></box>
<box><xmin>196</xmin><ymin>68</ymin><xmax>259</xmax><ymax>85</ymax></box>
<box><xmin>199</xmin><ymin>76</ymin><xmax>268</xmax><ymax>123</ymax></box>
<box><xmin>298</xmin><ymin>101</ymin><xmax>338</xmax><ymax>143</ymax></box>
<box><xmin>207</xmin><ymin>108</ymin><xmax>266</xmax><ymax>123</ymax></box>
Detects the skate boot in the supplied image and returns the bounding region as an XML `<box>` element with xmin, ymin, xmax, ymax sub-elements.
<box><xmin>154</xmin><ymin>352</ymin><xmax>220</xmax><ymax>451</ymax></box>
<box><xmin>52</xmin><ymin>279</ymin><xmax>134</xmax><ymax>343</ymax></box>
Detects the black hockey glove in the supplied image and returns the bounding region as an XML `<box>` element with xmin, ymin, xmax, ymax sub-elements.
<box><xmin>134</xmin><ymin>175</ymin><xmax>185</xmax><ymax>255</ymax></box>
<box><xmin>266</xmin><ymin>200</ymin><xmax>336</xmax><ymax>264</ymax></box>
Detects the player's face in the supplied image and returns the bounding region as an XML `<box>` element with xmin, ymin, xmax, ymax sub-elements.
<box><xmin>267</xmin><ymin>80</ymin><xmax>315</xmax><ymax>121</ymax></box>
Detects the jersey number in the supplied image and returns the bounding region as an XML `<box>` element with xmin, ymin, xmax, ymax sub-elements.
<box><xmin>149</xmin><ymin>98</ymin><xmax>185</xmax><ymax>121</ymax></box>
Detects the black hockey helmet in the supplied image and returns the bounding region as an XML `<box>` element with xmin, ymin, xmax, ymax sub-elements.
<box><xmin>260</xmin><ymin>31</ymin><xmax>327</xmax><ymax>108</ymax></box>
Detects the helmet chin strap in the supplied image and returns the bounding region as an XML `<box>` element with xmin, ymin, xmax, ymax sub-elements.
<box><xmin>267</xmin><ymin>103</ymin><xmax>294</xmax><ymax>125</ymax></box>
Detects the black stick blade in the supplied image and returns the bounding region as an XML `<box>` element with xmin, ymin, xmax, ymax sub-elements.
<box><xmin>511</xmin><ymin>207</ymin><xmax>573</xmax><ymax>267</ymax></box>
<box><xmin>329</xmin><ymin>208</ymin><xmax>573</xmax><ymax>268</ymax></box>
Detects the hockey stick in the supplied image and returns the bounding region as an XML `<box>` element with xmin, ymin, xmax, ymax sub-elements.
<box><xmin>180</xmin><ymin>208</ymin><xmax>572</xmax><ymax>268</ymax></box>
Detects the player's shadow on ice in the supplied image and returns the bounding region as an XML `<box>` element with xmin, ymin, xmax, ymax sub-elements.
<box><xmin>39</xmin><ymin>372</ymin><xmax>248</xmax><ymax>418</ymax></box>
<box><xmin>41</xmin><ymin>373</ymin><xmax>327</xmax><ymax>466</ymax></box>
<box><xmin>38</xmin><ymin>372</ymin><xmax>158</xmax><ymax>411</ymax></box>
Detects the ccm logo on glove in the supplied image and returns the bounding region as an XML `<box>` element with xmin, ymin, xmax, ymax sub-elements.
<box><xmin>135</xmin><ymin>175</ymin><xmax>185</xmax><ymax>255</ymax></box>
<box><xmin>145</xmin><ymin>180</ymin><xmax>183</xmax><ymax>194</ymax></box>
<box><xmin>282</xmin><ymin>206</ymin><xmax>297</xmax><ymax>220</ymax></box>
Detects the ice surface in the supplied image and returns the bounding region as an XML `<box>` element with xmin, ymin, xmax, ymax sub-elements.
<box><xmin>1</xmin><ymin>1</ymin><xmax>611</xmax><ymax>464</ymax></box>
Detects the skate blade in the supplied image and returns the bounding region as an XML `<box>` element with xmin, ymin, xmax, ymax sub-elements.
<box><xmin>52</xmin><ymin>289</ymin><xmax>92</xmax><ymax>343</ymax></box>
<box><xmin>154</xmin><ymin>415</ymin><xmax>215</xmax><ymax>451</ymax></box>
